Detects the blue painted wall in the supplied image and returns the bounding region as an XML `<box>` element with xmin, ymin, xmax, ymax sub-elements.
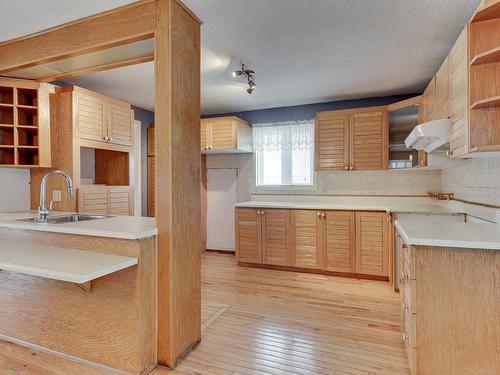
<box><xmin>202</xmin><ymin>94</ymin><xmax>418</xmax><ymax>124</ymax></box>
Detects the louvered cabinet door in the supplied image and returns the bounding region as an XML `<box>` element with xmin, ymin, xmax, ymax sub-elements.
<box><xmin>76</xmin><ymin>93</ymin><xmax>106</xmax><ymax>143</ymax></box>
<box><xmin>422</xmin><ymin>77</ymin><xmax>436</xmax><ymax>122</ymax></box>
<box><xmin>324</xmin><ymin>211</ymin><xmax>355</xmax><ymax>273</ymax></box>
<box><xmin>210</xmin><ymin>118</ymin><xmax>235</xmax><ymax>150</ymax></box>
<box><xmin>261</xmin><ymin>209</ymin><xmax>291</xmax><ymax>266</ymax></box>
<box><xmin>235</xmin><ymin>208</ymin><xmax>262</xmax><ymax>264</ymax></box>
<box><xmin>315</xmin><ymin>112</ymin><xmax>349</xmax><ymax>170</ymax></box>
<box><xmin>108</xmin><ymin>186</ymin><xmax>131</xmax><ymax>216</ymax></box>
<box><xmin>78</xmin><ymin>186</ymin><xmax>109</xmax><ymax>214</ymax></box>
<box><xmin>449</xmin><ymin>26</ymin><xmax>469</xmax><ymax>158</ymax></box>
<box><xmin>355</xmin><ymin>212</ymin><xmax>389</xmax><ymax>277</ymax></box>
<box><xmin>290</xmin><ymin>210</ymin><xmax>323</xmax><ymax>269</ymax></box>
<box><xmin>350</xmin><ymin>109</ymin><xmax>388</xmax><ymax>170</ymax></box>
<box><xmin>108</xmin><ymin>104</ymin><xmax>133</xmax><ymax>146</ymax></box>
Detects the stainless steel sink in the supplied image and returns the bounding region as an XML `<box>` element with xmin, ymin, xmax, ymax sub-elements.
<box><xmin>18</xmin><ymin>214</ymin><xmax>112</xmax><ymax>224</ymax></box>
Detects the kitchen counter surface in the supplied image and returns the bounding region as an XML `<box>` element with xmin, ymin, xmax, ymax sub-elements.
<box><xmin>395</xmin><ymin>217</ymin><xmax>500</xmax><ymax>250</ymax></box>
<box><xmin>0</xmin><ymin>212</ymin><xmax>157</xmax><ymax>240</ymax></box>
<box><xmin>235</xmin><ymin>196</ymin><xmax>460</xmax><ymax>214</ymax></box>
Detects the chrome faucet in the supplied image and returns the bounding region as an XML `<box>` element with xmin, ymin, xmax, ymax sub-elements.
<box><xmin>38</xmin><ymin>170</ymin><xmax>74</xmax><ymax>222</ymax></box>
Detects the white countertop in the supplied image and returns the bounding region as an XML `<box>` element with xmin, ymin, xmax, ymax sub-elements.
<box><xmin>0</xmin><ymin>212</ymin><xmax>157</xmax><ymax>240</ymax></box>
<box><xmin>235</xmin><ymin>196</ymin><xmax>459</xmax><ymax>214</ymax></box>
<box><xmin>0</xmin><ymin>238</ymin><xmax>138</xmax><ymax>283</ymax></box>
<box><xmin>395</xmin><ymin>218</ymin><xmax>500</xmax><ymax>250</ymax></box>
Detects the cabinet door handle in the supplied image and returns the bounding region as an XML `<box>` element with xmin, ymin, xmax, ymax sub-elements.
<box><xmin>402</xmin><ymin>333</ymin><xmax>408</xmax><ymax>342</ymax></box>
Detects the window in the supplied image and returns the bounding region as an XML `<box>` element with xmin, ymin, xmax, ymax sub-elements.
<box><xmin>254</xmin><ymin>120</ymin><xmax>314</xmax><ymax>187</ymax></box>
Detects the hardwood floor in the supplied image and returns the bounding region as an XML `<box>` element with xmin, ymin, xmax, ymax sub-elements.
<box><xmin>0</xmin><ymin>252</ymin><xmax>409</xmax><ymax>375</ymax></box>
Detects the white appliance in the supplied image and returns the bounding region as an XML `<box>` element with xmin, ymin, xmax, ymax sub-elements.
<box><xmin>206</xmin><ymin>168</ymin><xmax>237</xmax><ymax>251</ymax></box>
<box><xmin>405</xmin><ymin>118</ymin><xmax>451</xmax><ymax>153</ymax></box>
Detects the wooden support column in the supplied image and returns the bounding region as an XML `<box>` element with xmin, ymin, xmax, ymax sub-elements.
<box><xmin>155</xmin><ymin>0</ymin><xmax>202</xmax><ymax>367</ymax></box>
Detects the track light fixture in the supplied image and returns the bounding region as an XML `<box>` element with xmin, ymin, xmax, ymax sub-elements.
<box><xmin>232</xmin><ymin>64</ymin><xmax>256</xmax><ymax>94</ymax></box>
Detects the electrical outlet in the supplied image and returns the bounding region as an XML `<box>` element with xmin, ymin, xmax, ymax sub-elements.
<box><xmin>52</xmin><ymin>190</ymin><xmax>62</xmax><ymax>202</ymax></box>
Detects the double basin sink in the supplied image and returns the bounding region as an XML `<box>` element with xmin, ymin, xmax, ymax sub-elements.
<box><xmin>18</xmin><ymin>214</ymin><xmax>111</xmax><ymax>224</ymax></box>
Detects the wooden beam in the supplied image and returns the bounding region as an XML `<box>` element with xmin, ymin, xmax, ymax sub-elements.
<box><xmin>388</xmin><ymin>95</ymin><xmax>422</xmax><ymax>112</ymax></box>
<box><xmin>0</xmin><ymin>0</ymin><xmax>156</xmax><ymax>74</ymax></box>
<box><xmin>36</xmin><ymin>55</ymin><xmax>154</xmax><ymax>83</ymax></box>
<box><xmin>155</xmin><ymin>0</ymin><xmax>201</xmax><ymax>367</ymax></box>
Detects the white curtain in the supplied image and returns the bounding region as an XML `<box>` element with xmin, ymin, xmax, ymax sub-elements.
<box><xmin>253</xmin><ymin>120</ymin><xmax>314</xmax><ymax>186</ymax></box>
<box><xmin>253</xmin><ymin>120</ymin><xmax>314</xmax><ymax>152</ymax></box>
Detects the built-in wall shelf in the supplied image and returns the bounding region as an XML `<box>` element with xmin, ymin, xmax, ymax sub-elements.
<box><xmin>470</xmin><ymin>95</ymin><xmax>500</xmax><ymax>109</ymax></box>
<box><xmin>0</xmin><ymin>78</ymin><xmax>52</xmax><ymax>168</ymax></box>
<box><xmin>470</xmin><ymin>46</ymin><xmax>500</xmax><ymax>66</ymax></box>
<box><xmin>471</xmin><ymin>1</ymin><xmax>500</xmax><ymax>23</ymax></box>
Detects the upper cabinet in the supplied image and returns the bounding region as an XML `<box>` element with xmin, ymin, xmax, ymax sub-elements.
<box><xmin>200</xmin><ymin>116</ymin><xmax>252</xmax><ymax>154</ymax></box>
<box><xmin>450</xmin><ymin>26</ymin><xmax>470</xmax><ymax>158</ymax></box>
<box><xmin>468</xmin><ymin>0</ymin><xmax>500</xmax><ymax>153</ymax></box>
<box><xmin>72</xmin><ymin>87</ymin><xmax>133</xmax><ymax>148</ymax></box>
<box><xmin>422</xmin><ymin>77</ymin><xmax>436</xmax><ymax>122</ymax></box>
<box><xmin>434</xmin><ymin>56</ymin><xmax>451</xmax><ymax>120</ymax></box>
<box><xmin>316</xmin><ymin>106</ymin><xmax>388</xmax><ymax>171</ymax></box>
<box><xmin>0</xmin><ymin>77</ymin><xmax>54</xmax><ymax>168</ymax></box>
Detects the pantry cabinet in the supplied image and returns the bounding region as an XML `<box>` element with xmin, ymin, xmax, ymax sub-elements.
<box><xmin>316</xmin><ymin>106</ymin><xmax>388</xmax><ymax>171</ymax></box>
<box><xmin>236</xmin><ymin>207</ymin><xmax>390</xmax><ymax>279</ymax></box>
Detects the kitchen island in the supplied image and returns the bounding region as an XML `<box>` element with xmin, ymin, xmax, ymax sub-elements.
<box><xmin>0</xmin><ymin>212</ymin><xmax>157</xmax><ymax>375</ymax></box>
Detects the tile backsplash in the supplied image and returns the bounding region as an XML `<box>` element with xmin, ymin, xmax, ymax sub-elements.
<box><xmin>441</xmin><ymin>157</ymin><xmax>500</xmax><ymax>206</ymax></box>
<box><xmin>206</xmin><ymin>154</ymin><xmax>442</xmax><ymax>202</ymax></box>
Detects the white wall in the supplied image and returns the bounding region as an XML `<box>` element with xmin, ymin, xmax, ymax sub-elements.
<box><xmin>441</xmin><ymin>156</ymin><xmax>500</xmax><ymax>206</ymax></box>
<box><xmin>0</xmin><ymin>168</ymin><xmax>30</xmax><ymax>211</ymax></box>
<box><xmin>206</xmin><ymin>154</ymin><xmax>442</xmax><ymax>202</ymax></box>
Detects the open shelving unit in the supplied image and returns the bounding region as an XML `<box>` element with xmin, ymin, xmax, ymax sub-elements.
<box><xmin>468</xmin><ymin>0</ymin><xmax>500</xmax><ymax>152</ymax></box>
<box><xmin>0</xmin><ymin>84</ymin><xmax>40</xmax><ymax>167</ymax></box>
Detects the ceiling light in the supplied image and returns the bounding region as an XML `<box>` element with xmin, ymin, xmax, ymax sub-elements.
<box><xmin>232</xmin><ymin>63</ymin><xmax>256</xmax><ymax>95</ymax></box>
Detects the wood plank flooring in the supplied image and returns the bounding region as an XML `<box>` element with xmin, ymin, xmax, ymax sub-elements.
<box><xmin>0</xmin><ymin>252</ymin><xmax>409</xmax><ymax>375</ymax></box>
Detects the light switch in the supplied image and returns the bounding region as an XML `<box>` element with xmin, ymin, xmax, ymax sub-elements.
<box><xmin>52</xmin><ymin>190</ymin><xmax>62</xmax><ymax>202</ymax></box>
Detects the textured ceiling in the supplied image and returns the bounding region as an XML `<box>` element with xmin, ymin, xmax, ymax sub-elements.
<box><xmin>0</xmin><ymin>0</ymin><xmax>481</xmax><ymax>114</ymax></box>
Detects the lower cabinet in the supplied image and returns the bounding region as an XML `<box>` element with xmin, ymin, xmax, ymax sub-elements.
<box><xmin>235</xmin><ymin>207</ymin><xmax>390</xmax><ymax>278</ymax></box>
<box><xmin>235</xmin><ymin>208</ymin><xmax>262</xmax><ymax>263</ymax></box>
<box><xmin>78</xmin><ymin>185</ymin><xmax>132</xmax><ymax>216</ymax></box>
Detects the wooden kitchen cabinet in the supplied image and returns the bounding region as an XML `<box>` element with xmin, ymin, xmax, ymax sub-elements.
<box><xmin>236</xmin><ymin>207</ymin><xmax>390</xmax><ymax>279</ymax></box>
<box><xmin>449</xmin><ymin>26</ymin><xmax>470</xmax><ymax>158</ymax></box>
<box><xmin>350</xmin><ymin>109</ymin><xmax>388</xmax><ymax>170</ymax></box>
<box><xmin>235</xmin><ymin>208</ymin><xmax>262</xmax><ymax>264</ymax></box>
<box><xmin>201</xmin><ymin>116</ymin><xmax>252</xmax><ymax>153</ymax></box>
<box><xmin>315</xmin><ymin>112</ymin><xmax>350</xmax><ymax>170</ymax></box>
<box><xmin>290</xmin><ymin>210</ymin><xmax>323</xmax><ymax>269</ymax></box>
<box><xmin>398</xmin><ymin>234</ymin><xmax>498</xmax><ymax>374</ymax></box>
<box><xmin>315</xmin><ymin>106</ymin><xmax>388</xmax><ymax>171</ymax></box>
<box><xmin>0</xmin><ymin>77</ymin><xmax>54</xmax><ymax>168</ymax></box>
<box><xmin>73</xmin><ymin>86</ymin><xmax>133</xmax><ymax>148</ymax></box>
<box><xmin>421</xmin><ymin>77</ymin><xmax>436</xmax><ymax>122</ymax></box>
<box><xmin>324</xmin><ymin>211</ymin><xmax>356</xmax><ymax>273</ymax></box>
<box><xmin>78</xmin><ymin>185</ymin><xmax>132</xmax><ymax>216</ymax></box>
<box><xmin>262</xmin><ymin>209</ymin><xmax>291</xmax><ymax>266</ymax></box>
<box><xmin>355</xmin><ymin>211</ymin><xmax>390</xmax><ymax>277</ymax></box>
<box><xmin>434</xmin><ymin>56</ymin><xmax>451</xmax><ymax>120</ymax></box>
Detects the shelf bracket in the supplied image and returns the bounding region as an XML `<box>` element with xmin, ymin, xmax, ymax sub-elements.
<box><xmin>76</xmin><ymin>281</ymin><xmax>92</xmax><ymax>293</ymax></box>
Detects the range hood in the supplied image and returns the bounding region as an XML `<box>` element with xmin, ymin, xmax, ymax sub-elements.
<box><xmin>405</xmin><ymin>118</ymin><xmax>451</xmax><ymax>153</ymax></box>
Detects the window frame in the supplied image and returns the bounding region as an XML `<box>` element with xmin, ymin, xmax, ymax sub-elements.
<box><xmin>254</xmin><ymin>121</ymin><xmax>315</xmax><ymax>189</ymax></box>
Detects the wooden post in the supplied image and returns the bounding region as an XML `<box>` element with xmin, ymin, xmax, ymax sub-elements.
<box><xmin>155</xmin><ymin>0</ymin><xmax>202</xmax><ymax>367</ymax></box>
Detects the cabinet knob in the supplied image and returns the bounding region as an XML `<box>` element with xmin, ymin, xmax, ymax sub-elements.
<box><xmin>257</xmin><ymin>210</ymin><xmax>261</xmax><ymax>215</ymax></box>
<box><xmin>344</xmin><ymin>166</ymin><xmax>348</xmax><ymax>170</ymax></box>
<box><xmin>261</xmin><ymin>210</ymin><xmax>265</xmax><ymax>215</ymax></box>
<box><xmin>349</xmin><ymin>166</ymin><xmax>354</xmax><ymax>171</ymax></box>
<box><xmin>317</xmin><ymin>212</ymin><xmax>321</xmax><ymax>217</ymax></box>
<box><xmin>321</xmin><ymin>212</ymin><xmax>326</xmax><ymax>218</ymax></box>
<box><xmin>402</xmin><ymin>333</ymin><xmax>408</xmax><ymax>342</ymax></box>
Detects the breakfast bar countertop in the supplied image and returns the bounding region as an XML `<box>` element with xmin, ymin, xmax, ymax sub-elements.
<box><xmin>0</xmin><ymin>212</ymin><xmax>158</xmax><ymax>240</ymax></box>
